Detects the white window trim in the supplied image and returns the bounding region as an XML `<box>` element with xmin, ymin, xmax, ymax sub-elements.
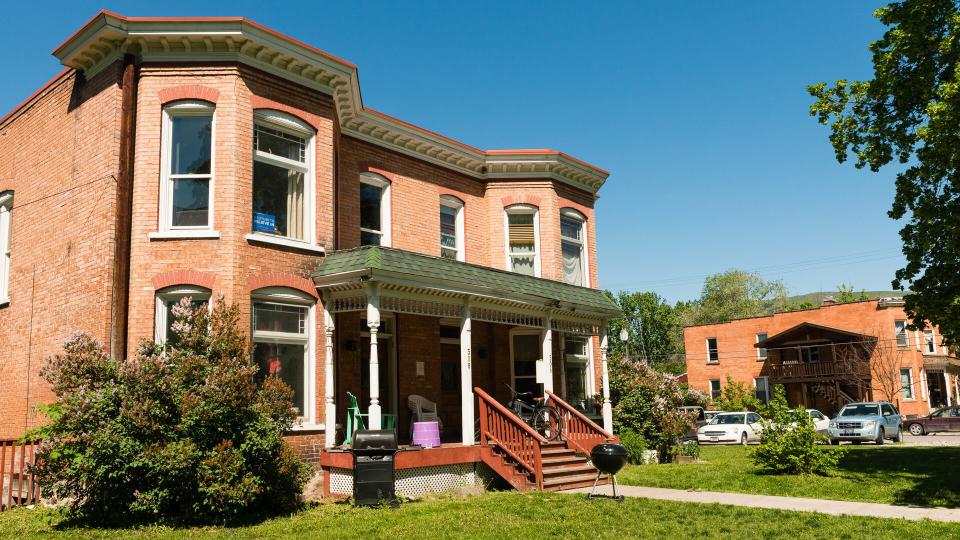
<box><xmin>252</xmin><ymin>287</ymin><xmax>319</xmax><ymax>430</ymax></box>
<box><xmin>560</xmin><ymin>208</ymin><xmax>589</xmax><ymax>287</ymax></box>
<box><xmin>709</xmin><ymin>379</ymin><xmax>722</xmax><ymax>399</ymax></box>
<box><xmin>894</xmin><ymin>320</ymin><xmax>909</xmax><ymax>348</ymax></box>
<box><xmin>440</xmin><ymin>195</ymin><xmax>465</xmax><ymax>262</ymax></box>
<box><xmin>251</xmin><ymin>110</ymin><xmax>317</xmax><ymax>245</ymax></box>
<box><xmin>154</xmin><ymin>285</ymin><xmax>212</xmax><ymax>343</ymax></box>
<box><xmin>753</xmin><ymin>376</ymin><xmax>770</xmax><ymax>404</ymax></box>
<box><xmin>0</xmin><ymin>191</ymin><xmax>12</xmax><ymax>305</ymax></box>
<box><xmin>509</xmin><ymin>327</ymin><xmax>542</xmax><ymax>394</ymax></box>
<box><xmin>561</xmin><ymin>334</ymin><xmax>592</xmax><ymax>406</ymax></box>
<box><xmin>755</xmin><ymin>333</ymin><xmax>768</xmax><ymax>360</ymax></box>
<box><xmin>924</xmin><ymin>329</ymin><xmax>937</xmax><ymax>355</ymax></box>
<box><xmin>504</xmin><ymin>204</ymin><xmax>541</xmax><ymax>277</ymax></box>
<box><xmin>900</xmin><ymin>367</ymin><xmax>916</xmax><ymax>401</ymax></box>
<box><xmin>360</xmin><ymin>173</ymin><xmax>391</xmax><ymax>247</ymax></box>
<box><xmin>157</xmin><ymin>100</ymin><xmax>217</xmax><ymax>234</ymax></box>
<box><xmin>706</xmin><ymin>337</ymin><xmax>719</xmax><ymax>364</ymax></box>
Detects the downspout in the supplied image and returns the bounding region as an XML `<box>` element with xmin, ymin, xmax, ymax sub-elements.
<box><xmin>109</xmin><ymin>54</ymin><xmax>139</xmax><ymax>360</ymax></box>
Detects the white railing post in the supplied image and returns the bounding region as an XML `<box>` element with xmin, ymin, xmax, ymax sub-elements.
<box><xmin>460</xmin><ymin>298</ymin><xmax>474</xmax><ymax>445</ymax></box>
<box><xmin>600</xmin><ymin>330</ymin><xmax>612</xmax><ymax>433</ymax></box>
<box><xmin>322</xmin><ymin>294</ymin><xmax>337</xmax><ymax>448</ymax></box>
<box><xmin>539</xmin><ymin>315</ymin><xmax>554</xmax><ymax>393</ymax></box>
<box><xmin>366</xmin><ymin>282</ymin><xmax>382</xmax><ymax>430</ymax></box>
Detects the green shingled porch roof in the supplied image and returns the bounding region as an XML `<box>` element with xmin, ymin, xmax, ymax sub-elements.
<box><xmin>313</xmin><ymin>246</ymin><xmax>619</xmax><ymax>315</ymax></box>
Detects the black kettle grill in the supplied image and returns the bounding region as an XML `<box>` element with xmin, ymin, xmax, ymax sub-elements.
<box><xmin>587</xmin><ymin>443</ymin><xmax>627</xmax><ymax>502</ymax></box>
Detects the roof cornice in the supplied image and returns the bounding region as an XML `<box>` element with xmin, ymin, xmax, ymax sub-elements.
<box><xmin>51</xmin><ymin>11</ymin><xmax>609</xmax><ymax>193</ymax></box>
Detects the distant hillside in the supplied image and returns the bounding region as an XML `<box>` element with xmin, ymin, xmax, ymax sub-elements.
<box><xmin>786</xmin><ymin>290</ymin><xmax>907</xmax><ymax>306</ymax></box>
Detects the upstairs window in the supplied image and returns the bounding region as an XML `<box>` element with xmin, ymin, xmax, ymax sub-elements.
<box><xmin>0</xmin><ymin>192</ymin><xmax>11</xmax><ymax>304</ymax></box>
<box><xmin>439</xmin><ymin>195</ymin><xmax>464</xmax><ymax>261</ymax></box>
<box><xmin>706</xmin><ymin>337</ymin><xmax>719</xmax><ymax>364</ymax></box>
<box><xmin>560</xmin><ymin>210</ymin><xmax>587</xmax><ymax>286</ymax></box>
<box><xmin>895</xmin><ymin>320</ymin><xmax>908</xmax><ymax>347</ymax></box>
<box><xmin>800</xmin><ymin>346</ymin><xmax>821</xmax><ymax>363</ymax></box>
<box><xmin>161</xmin><ymin>101</ymin><xmax>214</xmax><ymax>230</ymax></box>
<box><xmin>756</xmin><ymin>332</ymin><xmax>768</xmax><ymax>359</ymax></box>
<box><xmin>360</xmin><ymin>173</ymin><xmax>391</xmax><ymax>246</ymax></box>
<box><xmin>924</xmin><ymin>329</ymin><xmax>937</xmax><ymax>354</ymax></box>
<box><xmin>505</xmin><ymin>205</ymin><xmax>539</xmax><ymax>277</ymax></box>
<box><xmin>252</xmin><ymin>112</ymin><xmax>314</xmax><ymax>242</ymax></box>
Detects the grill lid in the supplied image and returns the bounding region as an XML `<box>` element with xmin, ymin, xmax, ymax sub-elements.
<box><xmin>352</xmin><ymin>429</ymin><xmax>398</xmax><ymax>451</ymax></box>
<box><xmin>590</xmin><ymin>443</ymin><xmax>628</xmax><ymax>458</ymax></box>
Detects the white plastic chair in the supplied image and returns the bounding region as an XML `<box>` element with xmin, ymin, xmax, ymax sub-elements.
<box><xmin>408</xmin><ymin>394</ymin><xmax>442</xmax><ymax>432</ymax></box>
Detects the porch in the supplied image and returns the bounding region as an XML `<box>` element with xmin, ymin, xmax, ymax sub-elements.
<box><xmin>312</xmin><ymin>246</ymin><xmax>621</xmax><ymax>495</ymax></box>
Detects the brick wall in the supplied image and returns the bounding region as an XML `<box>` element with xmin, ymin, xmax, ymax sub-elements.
<box><xmin>0</xmin><ymin>65</ymin><xmax>123</xmax><ymax>438</ymax></box>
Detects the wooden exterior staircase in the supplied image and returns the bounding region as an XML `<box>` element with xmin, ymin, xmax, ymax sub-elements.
<box><xmin>474</xmin><ymin>387</ymin><xmax>618</xmax><ymax>492</ymax></box>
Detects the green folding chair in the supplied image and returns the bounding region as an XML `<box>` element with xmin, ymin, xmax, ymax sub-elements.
<box><xmin>344</xmin><ymin>391</ymin><xmax>367</xmax><ymax>446</ymax></box>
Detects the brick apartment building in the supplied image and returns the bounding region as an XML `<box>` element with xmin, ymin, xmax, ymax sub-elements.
<box><xmin>684</xmin><ymin>298</ymin><xmax>960</xmax><ymax>418</ymax></box>
<box><xmin>0</xmin><ymin>11</ymin><xmax>620</xmax><ymax>493</ymax></box>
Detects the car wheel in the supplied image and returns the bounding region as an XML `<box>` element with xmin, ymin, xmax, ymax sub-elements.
<box><xmin>908</xmin><ymin>423</ymin><xmax>924</xmax><ymax>436</ymax></box>
<box><xmin>876</xmin><ymin>427</ymin><xmax>885</xmax><ymax>445</ymax></box>
<box><xmin>740</xmin><ymin>432</ymin><xmax>748</xmax><ymax>445</ymax></box>
<box><xmin>893</xmin><ymin>426</ymin><xmax>902</xmax><ymax>443</ymax></box>
<box><xmin>830</xmin><ymin>439</ymin><xmax>839</xmax><ymax>446</ymax></box>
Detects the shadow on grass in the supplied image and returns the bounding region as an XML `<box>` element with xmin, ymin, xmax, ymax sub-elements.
<box><xmin>46</xmin><ymin>502</ymin><xmax>312</xmax><ymax>532</ymax></box>
<box><xmin>830</xmin><ymin>446</ymin><xmax>960</xmax><ymax>508</ymax></box>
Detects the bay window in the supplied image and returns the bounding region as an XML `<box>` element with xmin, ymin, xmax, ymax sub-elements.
<box><xmin>154</xmin><ymin>286</ymin><xmax>211</xmax><ymax>345</ymax></box>
<box><xmin>0</xmin><ymin>191</ymin><xmax>11</xmax><ymax>304</ymax></box>
<box><xmin>560</xmin><ymin>210</ymin><xmax>587</xmax><ymax>286</ymax></box>
<box><xmin>505</xmin><ymin>205</ymin><xmax>539</xmax><ymax>277</ymax></box>
<box><xmin>160</xmin><ymin>101</ymin><xmax>214</xmax><ymax>232</ymax></box>
<box><xmin>251</xmin><ymin>112</ymin><xmax>314</xmax><ymax>242</ymax></box>
<box><xmin>360</xmin><ymin>173</ymin><xmax>391</xmax><ymax>246</ymax></box>
<box><xmin>440</xmin><ymin>195</ymin><xmax>464</xmax><ymax>261</ymax></box>
<box><xmin>252</xmin><ymin>289</ymin><xmax>316</xmax><ymax>421</ymax></box>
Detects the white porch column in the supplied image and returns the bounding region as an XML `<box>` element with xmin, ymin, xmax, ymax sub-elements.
<box><xmin>538</xmin><ymin>316</ymin><xmax>554</xmax><ymax>393</ymax></box>
<box><xmin>600</xmin><ymin>330</ymin><xmax>613</xmax><ymax>433</ymax></box>
<box><xmin>945</xmin><ymin>372</ymin><xmax>953</xmax><ymax>406</ymax></box>
<box><xmin>366</xmin><ymin>282</ymin><xmax>382</xmax><ymax>430</ymax></box>
<box><xmin>322</xmin><ymin>295</ymin><xmax>337</xmax><ymax>448</ymax></box>
<box><xmin>460</xmin><ymin>299</ymin><xmax>474</xmax><ymax>445</ymax></box>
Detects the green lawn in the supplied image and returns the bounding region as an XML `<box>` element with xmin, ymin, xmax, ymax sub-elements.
<box><xmin>620</xmin><ymin>445</ymin><xmax>960</xmax><ymax>507</ymax></box>
<box><xmin>0</xmin><ymin>492</ymin><xmax>958</xmax><ymax>539</ymax></box>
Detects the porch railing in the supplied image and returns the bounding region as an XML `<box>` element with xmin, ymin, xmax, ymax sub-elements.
<box><xmin>475</xmin><ymin>387</ymin><xmax>546</xmax><ymax>489</ymax></box>
<box><xmin>0</xmin><ymin>440</ymin><xmax>40</xmax><ymax>512</ymax></box>
<box><xmin>545</xmin><ymin>390</ymin><xmax>616</xmax><ymax>456</ymax></box>
<box><xmin>763</xmin><ymin>361</ymin><xmax>870</xmax><ymax>381</ymax></box>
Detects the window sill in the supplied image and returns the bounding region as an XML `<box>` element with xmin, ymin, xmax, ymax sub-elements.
<box><xmin>706</xmin><ymin>361</ymin><xmax>719</xmax><ymax>365</ymax></box>
<box><xmin>245</xmin><ymin>233</ymin><xmax>325</xmax><ymax>254</ymax></box>
<box><xmin>290</xmin><ymin>422</ymin><xmax>326</xmax><ymax>432</ymax></box>
<box><xmin>149</xmin><ymin>230</ymin><xmax>221</xmax><ymax>240</ymax></box>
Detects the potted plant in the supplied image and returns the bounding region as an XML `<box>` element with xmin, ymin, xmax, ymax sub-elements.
<box><xmin>675</xmin><ymin>440</ymin><xmax>701</xmax><ymax>464</ymax></box>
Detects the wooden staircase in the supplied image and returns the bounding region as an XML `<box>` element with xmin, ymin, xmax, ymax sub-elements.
<box><xmin>474</xmin><ymin>387</ymin><xmax>618</xmax><ymax>492</ymax></box>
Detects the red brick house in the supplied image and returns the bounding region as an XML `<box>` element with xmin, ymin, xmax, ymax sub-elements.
<box><xmin>684</xmin><ymin>298</ymin><xmax>960</xmax><ymax>418</ymax></box>
<box><xmin>0</xmin><ymin>11</ymin><xmax>619</xmax><ymax>495</ymax></box>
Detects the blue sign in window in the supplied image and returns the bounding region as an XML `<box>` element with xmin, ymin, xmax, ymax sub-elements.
<box><xmin>253</xmin><ymin>212</ymin><xmax>276</xmax><ymax>233</ymax></box>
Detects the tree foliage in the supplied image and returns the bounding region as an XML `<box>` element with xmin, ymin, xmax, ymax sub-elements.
<box><xmin>808</xmin><ymin>0</ymin><xmax>960</xmax><ymax>345</ymax></box>
<box><xmin>752</xmin><ymin>386</ymin><xmax>843</xmax><ymax>475</ymax></box>
<box><xmin>712</xmin><ymin>375</ymin><xmax>761</xmax><ymax>412</ymax></box>
<box><xmin>686</xmin><ymin>270</ymin><xmax>788</xmax><ymax>325</ymax></box>
<box><xmin>605</xmin><ymin>290</ymin><xmax>686</xmax><ymax>373</ymax></box>
<box><xmin>32</xmin><ymin>298</ymin><xmax>309</xmax><ymax>525</ymax></box>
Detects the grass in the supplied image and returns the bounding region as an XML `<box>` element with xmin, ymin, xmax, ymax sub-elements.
<box><xmin>619</xmin><ymin>444</ymin><xmax>960</xmax><ymax>507</ymax></box>
<box><xmin>1</xmin><ymin>492</ymin><xmax>958</xmax><ymax>539</ymax></box>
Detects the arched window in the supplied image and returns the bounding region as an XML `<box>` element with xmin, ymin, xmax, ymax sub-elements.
<box><xmin>360</xmin><ymin>173</ymin><xmax>391</xmax><ymax>247</ymax></box>
<box><xmin>439</xmin><ymin>195</ymin><xmax>464</xmax><ymax>261</ymax></box>
<box><xmin>154</xmin><ymin>285</ymin><xmax>211</xmax><ymax>344</ymax></box>
<box><xmin>251</xmin><ymin>110</ymin><xmax>315</xmax><ymax>243</ymax></box>
<box><xmin>159</xmin><ymin>100</ymin><xmax>215</xmax><ymax>234</ymax></box>
<box><xmin>251</xmin><ymin>287</ymin><xmax>316</xmax><ymax>423</ymax></box>
<box><xmin>0</xmin><ymin>191</ymin><xmax>12</xmax><ymax>304</ymax></box>
<box><xmin>560</xmin><ymin>208</ymin><xmax>588</xmax><ymax>286</ymax></box>
<box><xmin>504</xmin><ymin>204</ymin><xmax>540</xmax><ymax>277</ymax></box>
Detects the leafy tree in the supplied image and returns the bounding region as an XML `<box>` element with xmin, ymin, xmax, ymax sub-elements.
<box><xmin>752</xmin><ymin>386</ymin><xmax>843</xmax><ymax>475</ymax></box>
<box><xmin>712</xmin><ymin>375</ymin><xmax>760</xmax><ymax>411</ymax></box>
<box><xmin>808</xmin><ymin>0</ymin><xmax>960</xmax><ymax>345</ymax></box>
<box><xmin>835</xmin><ymin>284</ymin><xmax>869</xmax><ymax>304</ymax></box>
<box><xmin>32</xmin><ymin>298</ymin><xmax>309</xmax><ymax>525</ymax></box>
<box><xmin>605</xmin><ymin>290</ymin><xmax>685</xmax><ymax>373</ymax></box>
<box><xmin>686</xmin><ymin>270</ymin><xmax>788</xmax><ymax>325</ymax></box>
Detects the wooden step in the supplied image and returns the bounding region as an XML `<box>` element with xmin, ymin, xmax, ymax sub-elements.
<box><xmin>541</xmin><ymin>455</ymin><xmax>586</xmax><ymax>466</ymax></box>
<box><xmin>542</xmin><ymin>472</ymin><xmax>602</xmax><ymax>488</ymax></box>
<box><xmin>543</xmin><ymin>476</ymin><xmax>608</xmax><ymax>492</ymax></box>
<box><xmin>541</xmin><ymin>464</ymin><xmax>596</xmax><ymax>476</ymax></box>
<box><xmin>541</xmin><ymin>447</ymin><xmax>578</xmax><ymax>456</ymax></box>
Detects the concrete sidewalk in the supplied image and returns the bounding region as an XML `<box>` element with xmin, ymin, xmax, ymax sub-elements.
<box><xmin>561</xmin><ymin>484</ymin><xmax>960</xmax><ymax>523</ymax></box>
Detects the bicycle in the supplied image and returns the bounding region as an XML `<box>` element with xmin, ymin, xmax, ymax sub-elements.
<box><xmin>505</xmin><ymin>384</ymin><xmax>563</xmax><ymax>441</ymax></box>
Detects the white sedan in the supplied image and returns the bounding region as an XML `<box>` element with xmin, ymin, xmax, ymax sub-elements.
<box><xmin>697</xmin><ymin>412</ymin><xmax>764</xmax><ymax>445</ymax></box>
<box><xmin>791</xmin><ymin>409</ymin><xmax>830</xmax><ymax>435</ymax></box>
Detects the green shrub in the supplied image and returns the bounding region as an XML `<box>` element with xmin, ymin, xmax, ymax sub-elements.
<box><xmin>619</xmin><ymin>429</ymin><xmax>648</xmax><ymax>464</ymax></box>
<box><xmin>751</xmin><ymin>385</ymin><xmax>843</xmax><ymax>475</ymax></box>
<box><xmin>32</xmin><ymin>298</ymin><xmax>310</xmax><ymax>525</ymax></box>
<box><xmin>676</xmin><ymin>440</ymin><xmax>701</xmax><ymax>460</ymax></box>
<box><xmin>712</xmin><ymin>375</ymin><xmax>760</xmax><ymax>412</ymax></box>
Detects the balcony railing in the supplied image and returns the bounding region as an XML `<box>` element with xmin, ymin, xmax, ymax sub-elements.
<box><xmin>763</xmin><ymin>361</ymin><xmax>870</xmax><ymax>381</ymax></box>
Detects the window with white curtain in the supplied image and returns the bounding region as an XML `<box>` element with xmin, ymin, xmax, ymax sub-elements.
<box><xmin>925</xmin><ymin>329</ymin><xmax>937</xmax><ymax>354</ymax></box>
<box><xmin>360</xmin><ymin>173</ymin><xmax>391</xmax><ymax>246</ymax></box>
<box><xmin>505</xmin><ymin>205</ymin><xmax>539</xmax><ymax>277</ymax></box>
<box><xmin>560</xmin><ymin>210</ymin><xmax>587</xmax><ymax>286</ymax></box>
<box><xmin>439</xmin><ymin>195</ymin><xmax>464</xmax><ymax>261</ymax></box>
<box><xmin>895</xmin><ymin>320</ymin><xmax>908</xmax><ymax>347</ymax></box>
<box><xmin>251</xmin><ymin>111</ymin><xmax>314</xmax><ymax>242</ymax></box>
<box><xmin>0</xmin><ymin>191</ymin><xmax>12</xmax><ymax>304</ymax></box>
<box><xmin>252</xmin><ymin>289</ymin><xmax>315</xmax><ymax>420</ymax></box>
<box><xmin>161</xmin><ymin>101</ymin><xmax>214</xmax><ymax>231</ymax></box>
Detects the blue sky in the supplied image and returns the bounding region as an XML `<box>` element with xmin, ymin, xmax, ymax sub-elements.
<box><xmin>0</xmin><ymin>1</ymin><xmax>903</xmax><ymax>302</ymax></box>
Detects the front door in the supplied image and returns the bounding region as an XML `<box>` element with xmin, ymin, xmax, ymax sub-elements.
<box><xmin>511</xmin><ymin>332</ymin><xmax>541</xmax><ymax>396</ymax></box>
<box><xmin>440</xmin><ymin>343</ymin><xmax>461</xmax><ymax>441</ymax></box>
<box><xmin>928</xmin><ymin>371</ymin><xmax>947</xmax><ymax>408</ymax></box>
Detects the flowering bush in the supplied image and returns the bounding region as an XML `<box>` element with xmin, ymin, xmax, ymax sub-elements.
<box><xmin>31</xmin><ymin>298</ymin><xmax>309</xmax><ymax>525</ymax></box>
<box><xmin>751</xmin><ymin>385</ymin><xmax>843</xmax><ymax>475</ymax></box>
<box><xmin>610</xmin><ymin>355</ymin><xmax>706</xmax><ymax>461</ymax></box>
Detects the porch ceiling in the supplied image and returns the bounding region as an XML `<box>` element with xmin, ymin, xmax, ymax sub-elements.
<box><xmin>312</xmin><ymin>246</ymin><xmax>620</xmax><ymax>324</ymax></box>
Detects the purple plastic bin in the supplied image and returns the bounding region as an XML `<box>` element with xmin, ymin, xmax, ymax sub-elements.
<box><xmin>412</xmin><ymin>421</ymin><xmax>441</xmax><ymax>448</ymax></box>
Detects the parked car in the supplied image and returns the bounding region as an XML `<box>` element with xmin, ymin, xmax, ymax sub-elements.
<box><xmin>704</xmin><ymin>410</ymin><xmax>724</xmax><ymax>422</ymax></box>
<box><xmin>903</xmin><ymin>405</ymin><xmax>960</xmax><ymax>435</ymax></box>
<box><xmin>787</xmin><ymin>409</ymin><xmax>830</xmax><ymax>435</ymax></box>
<box><xmin>828</xmin><ymin>402</ymin><xmax>902</xmax><ymax>445</ymax></box>
<box><xmin>679</xmin><ymin>406</ymin><xmax>707</xmax><ymax>441</ymax></box>
<box><xmin>697</xmin><ymin>412</ymin><xmax>763</xmax><ymax>445</ymax></box>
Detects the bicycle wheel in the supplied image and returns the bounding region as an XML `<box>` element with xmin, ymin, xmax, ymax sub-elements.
<box><xmin>532</xmin><ymin>406</ymin><xmax>563</xmax><ymax>441</ymax></box>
